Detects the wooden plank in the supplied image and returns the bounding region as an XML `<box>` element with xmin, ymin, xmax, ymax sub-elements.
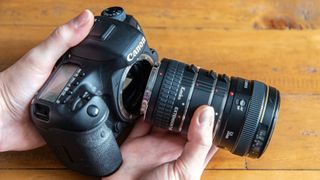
<box><xmin>1</xmin><ymin>26</ymin><xmax>320</xmax><ymax>93</ymax></box>
<box><xmin>1</xmin><ymin>95</ymin><xmax>319</xmax><ymax>170</ymax></box>
<box><xmin>0</xmin><ymin>147</ymin><xmax>63</xmax><ymax>169</ymax></box>
<box><xmin>202</xmin><ymin>170</ymin><xmax>320</xmax><ymax>180</ymax></box>
<box><xmin>0</xmin><ymin>169</ymin><xmax>319</xmax><ymax>180</ymax></box>
<box><xmin>145</xmin><ymin>29</ymin><xmax>320</xmax><ymax>95</ymax></box>
<box><xmin>1</xmin><ymin>1</ymin><xmax>319</xmax><ymax>178</ymax></box>
<box><xmin>0</xmin><ymin>170</ymin><xmax>96</xmax><ymax>180</ymax></box>
<box><xmin>1</xmin><ymin>0</ymin><xmax>320</xmax><ymax>30</ymax></box>
<box><xmin>0</xmin><ymin>140</ymin><xmax>244</xmax><ymax>170</ymax></box>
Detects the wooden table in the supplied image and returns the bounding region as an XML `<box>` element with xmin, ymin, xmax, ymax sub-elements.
<box><xmin>1</xmin><ymin>0</ymin><xmax>320</xmax><ymax>179</ymax></box>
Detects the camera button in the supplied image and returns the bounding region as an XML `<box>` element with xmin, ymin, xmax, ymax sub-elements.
<box><xmin>240</xmin><ymin>99</ymin><xmax>246</xmax><ymax>106</ymax></box>
<box><xmin>66</xmin><ymin>90</ymin><xmax>73</xmax><ymax>95</ymax></box>
<box><xmin>72</xmin><ymin>81</ymin><xmax>80</xmax><ymax>86</ymax></box>
<box><xmin>114</xmin><ymin>122</ymin><xmax>126</xmax><ymax>133</ymax></box>
<box><xmin>71</xmin><ymin>98</ymin><xmax>84</xmax><ymax>111</ymax></box>
<box><xmin>61</xmin><ymin>95</ymin><xmax>71</xmax><ymax>104</ymax></box>
<box><xmin>79</xmin><ymin>72</ymin><xmax>86</xmax><ymax>77</ymax></box>
<box><xmin>87</xmin><ymin>105</ymin><xmax>99</xmax><ymax>117</ymax></box>
<box><xmin>81</xmin><ymin>91</ymin><xmax>89</xmax><ymax>98</ymax></box>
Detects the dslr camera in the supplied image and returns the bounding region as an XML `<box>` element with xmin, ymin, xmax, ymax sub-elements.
<box><xmin>31</xmin><ymin>7</ymin><xmax>280</xmax><ymax>176</ymax></box>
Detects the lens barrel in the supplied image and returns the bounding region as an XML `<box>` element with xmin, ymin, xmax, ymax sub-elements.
<box><xmin>141</xmin><ymin>59</ymin><xmax>280</xmax><ymax>158</ymax></box>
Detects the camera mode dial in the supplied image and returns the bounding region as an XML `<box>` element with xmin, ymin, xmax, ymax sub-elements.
<box><xmin>101</xmin><ymin>7</ymin><xmax>126</xmax><ymax>21</ymax></box>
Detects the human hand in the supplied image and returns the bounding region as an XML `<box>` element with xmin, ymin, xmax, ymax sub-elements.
<box><xmin>0</xmin><ymin>10</ymin><xmax>94</xmax><ymax>151</ymax></box>
<box><xmin>105</xmin><ymin>106</ymin><xmax>218</xmax><ymax>180</ymax></box>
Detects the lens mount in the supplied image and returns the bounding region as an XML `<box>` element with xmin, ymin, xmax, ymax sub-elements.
<box><xmin>118</xmin><ymin>53</ymin><xmax>154</xmax><ymax>121</ymax></box>
<box><xmin>140</xmin><ymin>66</ymin><xmax>160</xmax><ymax>119</ymax></box>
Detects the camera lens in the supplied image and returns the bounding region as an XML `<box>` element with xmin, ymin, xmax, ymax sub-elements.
<box><xmin>141</xmin><ymin>59</ymin><xmax>280</xmax><ymax>158</ymax></box>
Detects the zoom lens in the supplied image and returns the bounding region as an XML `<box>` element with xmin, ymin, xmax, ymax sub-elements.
<box><xmin>141</xmin><ymin>59</ymin><xmax>280</xmax><ymax>158</ymax></box>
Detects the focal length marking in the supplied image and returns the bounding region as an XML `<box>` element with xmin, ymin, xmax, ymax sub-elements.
<box><xmin>127</xmin><ymin>36</ymin><xmax>146</xmax><ymax>62</ymax></box>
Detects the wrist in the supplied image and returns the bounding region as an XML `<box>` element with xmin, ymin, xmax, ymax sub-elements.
<box><xmin>102</xmin><ymin>172</ymin><xmax>127</xmax><ymax>180</ymax></box>
<box><xmin>102</xmin><ymin>164</ymin><xmax>135</xmax><ymax>180</ymax></box>
<box><xmin>0</xmin><ymin>72</ymin><xmax>6</xmax><ymax>152</ymax></box>
<box><xmin>102</xmin><ymin>170</ymin><xmax>125</xmax><ymax>180</ymax></box>
<box><xmin>0</xmin><ymin>72</ymin><xmax>13</xmax><ymax>152</ymax></box>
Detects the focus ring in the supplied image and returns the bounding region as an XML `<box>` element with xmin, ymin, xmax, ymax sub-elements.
<box><xmin>152</xmin><ymin>61</ymin><xmax>184</xmax><ymax>129</ymax></box>
<box><xmin>233</xmin><ymin>81</ymin><xmax>266</xmax><ymax>156</ymax></box>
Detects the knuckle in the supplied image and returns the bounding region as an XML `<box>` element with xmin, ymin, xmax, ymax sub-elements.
<box><xmin>25</xmin><ymin>48</ymin><xmax>39</xmax><ymax>62</ymax></box>
<box><xmin>23</xmin><ymin>49</ymin><xmax>39</xmax><ymax>66</ymax></box>
<box><xmin>194</xmin><ymin>134</ymin><xmax>213</xmax><ymax>151</ymax></box>
<box><xmin>52</xmin><ymin>24</ymin><xmax>73</xmax><ymax>48</ymax></box>
<box><xmin>21</xmin><ymin>48</ymin><xmax>50</xmax><ymax>76</ymax></box>
<box><xmin>53</xmin><ymin>25</ymin><xmax>68</xmax><ymax>41</ymax></box>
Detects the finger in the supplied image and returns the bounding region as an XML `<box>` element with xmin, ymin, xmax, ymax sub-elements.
<box><xmin>127</xmin><ymin>118</ymin><xmax>152</xmax><ymax>140</ymax></box>
<box><xmin>20</xmin><ymin>9</ymin><xmax>94</xmax><ymax>75</ymax></box>
<box><xmin>174</xmin><ymin>106</ymin><xmax>215</xmax><ymax>177</ymax></box>
<box><xmin>203</xmin><ymin>145</ymin><xmax>219</xmax><ymax>170</ymax></box>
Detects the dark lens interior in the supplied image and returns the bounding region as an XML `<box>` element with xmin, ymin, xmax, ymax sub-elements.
<box><xmin>123</xmin><ymin>60</ymin><xmax>152</xmax><ymax>115</ymax></box>
<box><xmin>143</xmin><ymin>58</ymin><xmax>281</xmax><ymax>159</ymax></box>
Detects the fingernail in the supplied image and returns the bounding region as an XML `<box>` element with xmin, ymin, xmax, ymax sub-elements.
<box><xmin>199</xmin><ymin>107</ymin><xmax>214</xmax><ymax>126</ymax></box>
<box><xmin>71</xmin><ymin>10</ymin><xmax>90</xmax><ymax>29</ymax></box>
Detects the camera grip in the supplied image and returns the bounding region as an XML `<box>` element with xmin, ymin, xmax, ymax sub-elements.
<box><xmin>37</xmin><ymin>122</ymin><xmax>122</xmax><ymax>176</ymax></box>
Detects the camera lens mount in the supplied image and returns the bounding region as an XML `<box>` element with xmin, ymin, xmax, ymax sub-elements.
<box><xmin>118</xmin><ymin>53</ymin><xmax>155</xmax><ymax>121</ymax></box>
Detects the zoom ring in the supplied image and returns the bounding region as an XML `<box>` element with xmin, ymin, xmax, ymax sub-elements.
<box><xmin>233</xmin><ymin>81</ymin><xmax>266</xmax><ymax>156</ymax></box>
<box><xmin>152</xmin><ymin>61</ymin><xmax>184</xmax><ymax>129</ymax></box>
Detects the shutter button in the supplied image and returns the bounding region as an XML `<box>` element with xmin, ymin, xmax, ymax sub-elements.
<box><xmin>87</xmin><ymin>105</ymin><xmax>99</xmax><ymax>117</ymax></box>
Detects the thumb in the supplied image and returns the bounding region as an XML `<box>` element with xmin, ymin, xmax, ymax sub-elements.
<box><xmin>174</xmin><ymin>106</ymin><xmax>215</xmax><ymax>179</ymax></box>
<box><xmin>20</xmin><ymin>9</ymin><xmax>94</xmax><ymax>74</ymax></box>
<box><xmin>0</xmin><ymin>10</ymin><xmax>94</xmax><ymax>106</ymax></box>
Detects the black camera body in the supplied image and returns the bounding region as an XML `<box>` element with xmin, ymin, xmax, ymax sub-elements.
<box><xmin>31</xmin><ymin>7</ymin><xmax>158</xmax><ymax>176</ymax></box>
<box><xmin>31</xmin><ymin>6</ymin><xmax>281</xmax><ymax>178</ymax></box>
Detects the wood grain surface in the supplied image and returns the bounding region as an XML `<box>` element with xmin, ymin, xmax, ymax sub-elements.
<box><xmin>1</xmin><ymin>0</ymin><xmax>320</xmax><ymax>179</ymax></box>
